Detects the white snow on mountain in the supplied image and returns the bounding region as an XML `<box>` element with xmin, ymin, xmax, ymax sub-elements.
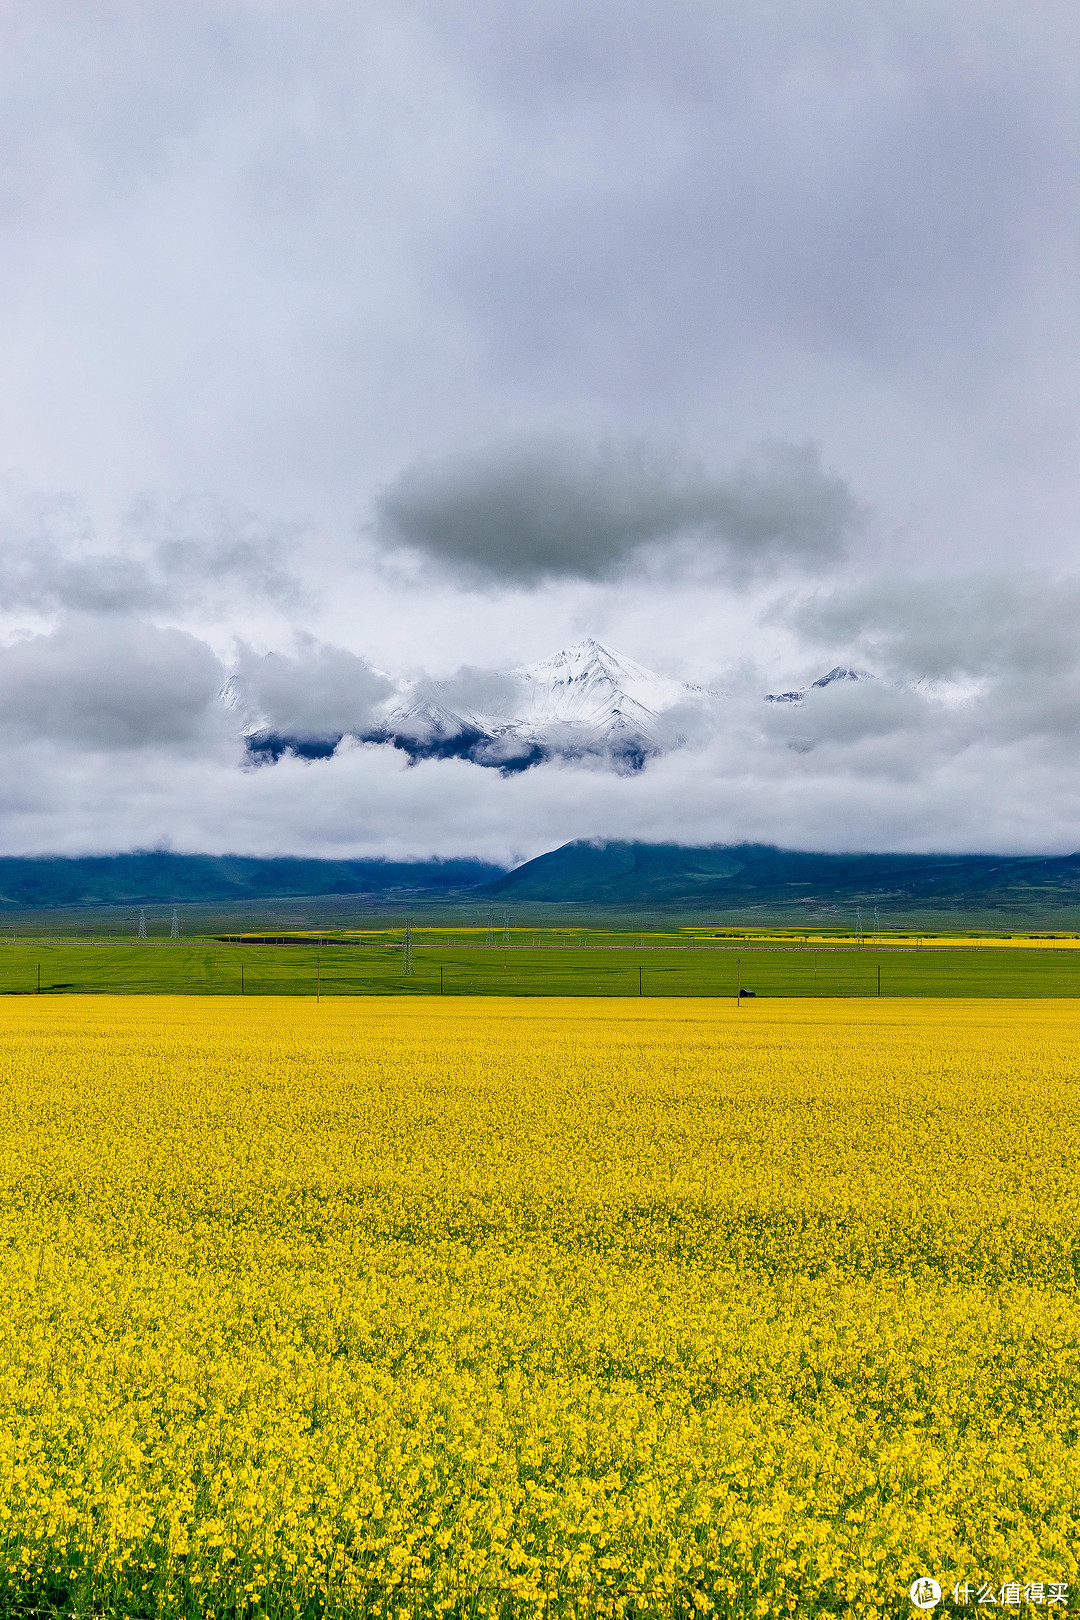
<box><xmin>764</xmin><ymin>666</ymin><xmax>876</xmax><ymax>703</ymax></box>
<box><xmin>382</xmin><ymin>638</ymin><xmax>725</xmax><ymax>765</ymax></box>
<box><xmin>224</xmin><ymin>640</ymin><xmax>934</xmax><ymax>771</ymax></box>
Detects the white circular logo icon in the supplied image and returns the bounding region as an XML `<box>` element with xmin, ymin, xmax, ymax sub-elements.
<box><xmin>910</xmin><ymin>1578</ymin><xmax>941</xmax><ymax>1610</ymax></box>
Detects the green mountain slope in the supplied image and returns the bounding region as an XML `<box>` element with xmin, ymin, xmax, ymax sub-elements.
<box><xmin>0</xmin><ymin>853</ymin><xmax>503</xmax><ymax>909</ymax></box>
<box><xmin>484</xmin><ymin>840</ymin><xmax>1080</xmax><ymax>919</ymax></box>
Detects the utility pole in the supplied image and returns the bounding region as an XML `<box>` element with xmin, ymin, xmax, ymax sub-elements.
<box><xmin>736</xmin><ymin>956</ymin><xmax>741</xmax><ymax>1006</ymax></box>
<box><xmin>638</xmin><ymin>965</ymin><xmax>643</xmax><ymax>996</ymax></box>
<box><xmin>440</xmin><ymin>965</ymin><xmax>444</xmax><ymax>995</ymax></box>
<box><xmin>316</xmin><ymin>954</ymin><xmax>321</xmax><ymax>1001</ymax></box>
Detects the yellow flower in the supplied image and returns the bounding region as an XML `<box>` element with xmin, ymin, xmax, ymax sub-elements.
<box><xmin>0</xmin><ymin>994</ymin><xmax>1074</xmax><ymax>1619</ymax></box>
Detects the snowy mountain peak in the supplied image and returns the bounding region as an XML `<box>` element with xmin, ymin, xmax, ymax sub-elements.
<box><xmin>811</xmin><ymin>666</ymin><xmax>875</xmax><ymax>689</ymax></box>
<box><xmin>372</xmin><ymin>637</ymin><xmax>724</xmax><ymax>767</ymax></box>
<box><xmin>508</xmin><ymin>638</ymin><xmax>694</xmax><ymax>736</ymax></box>
<box><xmin>230</xmin><ymin>637</ymin><xmax>890</xmax><ymax>774</ymax></box>
<box><xmin>765</xmin><ymin>666</ymin><xmax>876</xmax><ymax>703</ymax></box>
<box><xmin>514</xmin><ymin>636</ymin><xmax>648</xmax><ymax>682</ymax></box>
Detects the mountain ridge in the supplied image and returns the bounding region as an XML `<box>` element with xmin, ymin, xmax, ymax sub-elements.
<box><xmin>0</xmin><ymin>853</ymin><xmax>503</xmax><ymax>910</ymax></box>
<box><xmin>236</xmin><ymin>638</ymin><xmax>731</xmax><ymax>769</ymax></box>
<box><xmin>2</xmin><ymin>843</ymin><xmax>1080</xmax><ymax>921</ymax></box>
<box><xmin>232</xmin><ymin>637</ymin><xmax>894</xmax><ymax>771</ymax></box>
<box><xmin>374</xmin><ymin>637</ymin><xmax>722</xmax><ymax>768</ymax></box>
<box><xmin>482</xmin><ymin>839</ymin><xmax>1080</xmax><ymax>919</ymax></box>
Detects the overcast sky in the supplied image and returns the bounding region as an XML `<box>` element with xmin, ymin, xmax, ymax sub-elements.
<box><xmin>2</xmin><ymin>0</ymin><xmax>1080</xmax><ymax>863</ymax></box>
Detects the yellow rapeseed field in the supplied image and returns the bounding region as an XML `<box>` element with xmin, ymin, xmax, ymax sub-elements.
<box><xmin>0</xmin><ymin>995</ymin><xmax>1076</xmax><ymax>1620</ymax></box>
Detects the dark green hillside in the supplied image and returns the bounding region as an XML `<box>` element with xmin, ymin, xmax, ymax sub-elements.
<box><xmin>7</xmin><ymin>842</ymin><xmax>1080</xmax><ymax>929</ymax></box>
<box><xmin>0</xmin><ymin>853</ymin><xmax>503</xmax><ymax>910</ymax></box>
<box><xmin>483</xmin><ymin>840</ymin><xmax>1080</xmax><ymax>922</ymax></box>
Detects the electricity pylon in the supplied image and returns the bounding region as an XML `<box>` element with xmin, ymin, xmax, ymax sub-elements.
<box><xmin>170</xmin><ymin>909</ymin><xmax>179</xmax><ymax>940</ymax></box>
<box><xmin>402</xmin><ymin>918</ymin><xmax>414</xmax><ymax>975</ymax></box>
<box><xmin>137</xmin><ymin>909</ymin><xmax>147</xmax><ymax>941</ymax></box>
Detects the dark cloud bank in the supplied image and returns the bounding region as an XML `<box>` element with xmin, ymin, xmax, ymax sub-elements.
<box><xmin>376</xmin><ymin>438</ymin><xmax>861</xmax><ymax>584</ymax></box>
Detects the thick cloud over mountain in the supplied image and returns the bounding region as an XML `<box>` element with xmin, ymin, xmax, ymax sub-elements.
<box><xmin>375</xmin><ymin>439</ymin><xmax>860</xmax><ymax>584</ymax></box>
<box><xmin>1</xmin><ymin>2</ymin><xmax>1079</xmax><ymax>860</ymax></box>
<box><xmin>0</xmin><ymin>619</ymin><xmax>226</xmax><ymax>751</ymax></box>
<box><xmin>226</xmin><ymin>640</ymin><xmax>395</xmax><ymax>747</ymax></box>
<box><xmin>0</xmin><ymin>490</ymin><xmax>300</xmax><ymax>616</ymax></box>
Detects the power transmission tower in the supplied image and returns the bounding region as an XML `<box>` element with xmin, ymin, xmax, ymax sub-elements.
<box><xmin>485</xmin><ymin>912</ymin><xmax>496</xmax><ymax>948</ymax></box>
<box><xmin>170</xmin><ymin>909</ymin><xmax>179</xmax><ymax>940</ymax></box>
<box><xmin>873</xmin><ymin>906</ymin><xmax>881</xmax><ymax>943</ymax></box>
<box><xmin>137</xmin><ymin>909</ymin><xmax>147</xmax><ymax>941</ymax></box>
<box><xmin>855</xmin><ymin>905</ymin><xmax>863</xmax><ymax>945</ymax></box>
<box><xmin>402</xmin><ymin>918</ymin><xmax>414</xmax><ymax>976</ymax></box>
<box><xmin>502</xmin><ymin>910</ymin><xmax>510</xmax><ymax>947</ymax></box>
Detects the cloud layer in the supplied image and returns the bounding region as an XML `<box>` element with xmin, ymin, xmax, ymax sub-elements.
<box><xmin>228</xmin><ymin>640</ymin><xmax>394</xmax><ymax>743</ymax></box>
<box><xmin>376</xmin><ymin>438</ymin><xmax>860</xmax><ymax>583</ymax></box>
<box><xmin>0</xmin><ymin>489</ymin><xmax>300</xmax><ymax>616</ymax></box>
<box><xmin>0</xmin><ymin>583</ymin><xmax>1078</xmax><ymax>862</ymax></box>
<box><xmin>0</xmin><ymin>618</ymin><xmax>225</xmax><ymax>751</ymax></box>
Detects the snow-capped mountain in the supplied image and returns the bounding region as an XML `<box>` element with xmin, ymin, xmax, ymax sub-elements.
<box><xmin>764</xmin><ymin>666</ymin><xmax>876</xmax><ymax>704</ymax></box>
<box><xmin>225</xmin><ymin>638</ymin><xmax>725</xmax><ymax>770</ymax></box>
<box><xmin>382</xmin><ymin>638</ymin><xmax>724</xmax><ymax>768</ymax></box>
<box><xmin>508</xmin><ymin>639</ymin><xmax>695</xmax><ymax>741</ymax></box>
<box><xmin>226</xmin><ymin>640</ymin><xmax>894</xmax><ymax>773</ymax></box>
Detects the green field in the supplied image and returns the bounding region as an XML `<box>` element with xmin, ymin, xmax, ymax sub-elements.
<box><xmin>6</xmin><ymin>934</ymin><xmax>1080</xmax><ymax>996</ymax></box>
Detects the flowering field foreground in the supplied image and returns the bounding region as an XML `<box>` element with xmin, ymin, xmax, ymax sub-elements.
<box><xmin>0</xmin><ymin>996</ymin><xmax>1077</xmax><ymax>1620</ymax></box>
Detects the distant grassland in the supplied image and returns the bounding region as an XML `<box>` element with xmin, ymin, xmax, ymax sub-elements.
<box><xmin>7</xmin><ymin>929</ymin><xmax>1080</xmax><ymax>996</ymax></box>
<box><xmin>0</xmin><ymin>995</ymin><xmax>1076</xmax><ymax>1618</ymax></box>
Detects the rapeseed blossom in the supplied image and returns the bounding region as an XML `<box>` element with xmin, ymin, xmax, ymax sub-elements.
<box><xmin>0</xmin><ymin>995</ymin><xmax>1075</xmax><ymax>1618</ymax></box>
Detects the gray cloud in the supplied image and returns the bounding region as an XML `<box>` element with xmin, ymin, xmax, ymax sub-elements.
<box><xmin>0</xmin><ymin>617</ymin><xmax>225</xmax><ymax>750</ymax></box>
<box><xmin>375</xmin><ymin>437</ymin><xmax>860</xmax><ymax>583</ymax></box>
<box><xmin>760</xmin><ymin>677</ymin><xmax>932</xmax><ymax>754</ymax></box>
<box><xmin>4</xmin><ymin>686</ymin><xmax>1080</xmax><ymax>861</ymax></box>
<box><xmin>0</xmin><ymin>490</ymin><xmax>302</xmax><ymax>615</ymax></box>
<box><xmin>769</xmin><ymin>573</ymin><xmax>1080</xmax><ymax>764</ymax></box>
<box><xmin>786</xmin><ymin>574</ymin><xmax>1080</xmax><ymax>682</ymax></box>
<box><xmin>2</xmin><ymin>600</ymin><xmax>1080</xmax><ymax>858</ymax></box>
<box><xmin>228</xmin><ymin>639</ymin><xmax>395</xmax><ymax>742</ymax></box>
